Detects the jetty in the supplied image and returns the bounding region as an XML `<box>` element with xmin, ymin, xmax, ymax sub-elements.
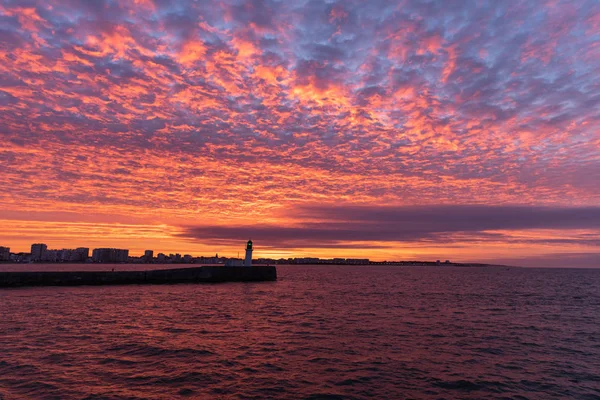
<box><xmin>0</xmin><ymin>265</ymin><xmax>277</xmax><ymax>288</ymax></box>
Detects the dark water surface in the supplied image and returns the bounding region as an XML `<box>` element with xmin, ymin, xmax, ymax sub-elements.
<box><xmin>1</xmin><ymin>265</ymin><xmax>599</xmax><ymax>399</ymax></box>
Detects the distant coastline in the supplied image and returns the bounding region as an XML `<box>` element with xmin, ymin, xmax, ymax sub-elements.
<box><xmin>0</xmin><ymin>260</ymin><xmax>513</xmax><ymax>268</ymax></box>
<box><xmin>0</xmin><ymin>243</ymin><xmax>514</xmax><ymax>268</ymax></box>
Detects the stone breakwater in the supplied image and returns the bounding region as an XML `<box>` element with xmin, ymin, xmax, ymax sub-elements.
<box><xmin>0</xmin><ymin>265</ymin><xmax>277</xmax><ymax>287</ymax></box>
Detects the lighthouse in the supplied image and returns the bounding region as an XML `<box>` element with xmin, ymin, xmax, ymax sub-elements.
<box><xmin>244</xmin><ymin>240</ymin><xmax>253</xmax><ymax>267</ymax></box>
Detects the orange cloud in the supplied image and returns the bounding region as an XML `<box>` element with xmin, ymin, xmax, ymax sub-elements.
<box><xmin>178</xmin><ymin>39</ymin><xmax>207</xmax><ymax>67</ymax></box>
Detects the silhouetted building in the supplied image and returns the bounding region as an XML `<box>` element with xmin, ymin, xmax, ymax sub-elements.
<box><xmin>44</xmin><ymin>249</ymin><xmax>59</xmax><ymax>262</ymax></box>
<box><xmin>225</xmin><ymin>258</ymin><xmax>244</xmax><ymax>266</ymax></box>
<box><xmin>92</xmin><ymin>248</ymin><xmax>129</xmax><ymax>263</ymax></box>
<box><xmin>346</xmin><ymin>258</ymin><xmax>370</xmax><ymax>265</ymax></box>
<box><xmin>144</xmin><ymin>250</ymin><xmax>153</xmax><ymax>263</ymax></box>
<box><xmin>74</xmin><ymin>248</ymin><xmax>90</xmax><ymax>261</ymax></box>
<box><xmin>0</xmin><ymin>246</ymin><xmax>10</xmax><ymax>261</ymax></box>
<box><xmin>62</xmin><ymin>248</ymin><xmax>89</xmax><ymax>262</ymax></box>
<box><xmin>11</xmin><ymin>252</ymin><xmax>29</xmax><ymax>263</ymax></box>
<box><xmin>31</xmin><ymin>243</ymin><xmax>47</xmax><ymax>261</ymax></box>
<box><xmin>296</xmin><ymin>257</ymin><xmax>319</xmax><ymax>264</ymax></box>
<box><xmin>36</xmin><ymin>247</ymin><xmax>88</xmax><ymax>262</ymax></box>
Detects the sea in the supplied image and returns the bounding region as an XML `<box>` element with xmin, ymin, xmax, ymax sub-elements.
<box><xmin>0</xmin><ymin>265</ymin><xmax>599</xmax><ymax>399</ymax></box>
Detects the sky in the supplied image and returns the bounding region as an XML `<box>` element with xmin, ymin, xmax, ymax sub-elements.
<box><xmin>0</xmin><ymin>0</ymin><xmax>599</xmax><ymax>267</ymax></box>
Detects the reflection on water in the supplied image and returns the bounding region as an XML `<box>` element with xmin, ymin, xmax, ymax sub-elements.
<box><xmin>1</xmin><ymin>265</ymin><xmax>599</xmax><ymax>399</ymax></box>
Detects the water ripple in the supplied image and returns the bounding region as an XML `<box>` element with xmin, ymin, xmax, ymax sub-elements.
<box><xmin>1</xmin><ymin>265</ymin><xmax>599</xmax><ymax>399</ymax></box>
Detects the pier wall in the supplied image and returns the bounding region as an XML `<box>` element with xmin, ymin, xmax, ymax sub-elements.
<box><xmin>0</xmin><ymin>266</ymin><xmax>277</xmax><ymax>288</ymax></box>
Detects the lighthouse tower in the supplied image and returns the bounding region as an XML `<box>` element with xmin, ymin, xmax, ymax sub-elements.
<box><xmin>244</xmin><ymin>240</ymin><xmax>253</xmax><ymax>267</ymax></box>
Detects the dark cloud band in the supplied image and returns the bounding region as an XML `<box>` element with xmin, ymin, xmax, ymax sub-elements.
<box><xmin>181</xmin><ymin>205</ymin><xmax>600</xmax><ymax>246</ymax></box>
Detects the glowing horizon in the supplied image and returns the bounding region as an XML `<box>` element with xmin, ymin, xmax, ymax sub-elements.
<box><xmin>1</xmin><ymin>0</ymin><xmax>599</xmax><ymax>267</ymax></box>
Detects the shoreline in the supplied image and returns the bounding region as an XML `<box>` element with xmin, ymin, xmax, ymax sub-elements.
<box><xmin>0</xmin><ymin>261</ymin><xmax>512</xmax><ymax>267</ymax></box>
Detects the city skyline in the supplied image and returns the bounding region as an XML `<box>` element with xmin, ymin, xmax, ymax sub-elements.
<box><xmin>0</xmin><ymin>240</ymin><xmax>375</xmax><ymax>264</ymax></box>
<box><xmin>1</xmin><ymin>1</ymin><xmax>599</xmax><ymax>267</ymax></box>
<box><xmin>4</xmin><ymin>240</ymin><xmax>476</xmax><ymax>266</ymax></box>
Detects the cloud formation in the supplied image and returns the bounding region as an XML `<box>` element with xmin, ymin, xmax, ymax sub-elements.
<box><xmin>181</xmin><ymin>205</ymin><xmax>600</xmax><ymax>246</ymax></box>
<box><xmin>0</xmin><ymin>0</ymin><xmax>599</xmax><ymax>264</ymax></box>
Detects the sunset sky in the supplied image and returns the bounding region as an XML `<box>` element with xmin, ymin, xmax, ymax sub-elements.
<box><xmin>1</xmin><ymin>0</ymin><xmax>599</xmax><ymax>267</ymax></box>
